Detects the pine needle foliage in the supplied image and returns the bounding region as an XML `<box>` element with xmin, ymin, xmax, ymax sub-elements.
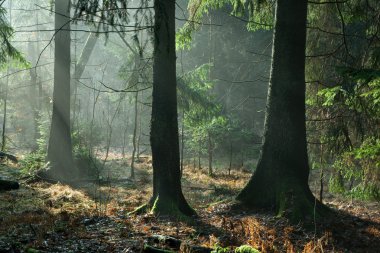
<box><xmin>177</xmin><ymin>0</ymin><xmax>273</xmax><ymax>50</ymax></box>
<box><xmin>0</xmin><ymin>6</ymin><xmax>26</xmax><ymax>67</ymax></box>
<box><xmin>73</xmin><ymin>0</ymin><xmax>154</xmax><ymax>39</ymax></box>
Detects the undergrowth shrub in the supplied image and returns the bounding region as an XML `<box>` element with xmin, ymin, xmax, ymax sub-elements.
<box><xmin>19</xmin><ymin>152</ymin><xmax>46</xmax><ymax>175</ymax></box>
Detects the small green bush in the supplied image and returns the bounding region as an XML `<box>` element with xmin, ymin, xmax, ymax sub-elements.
<box><xmin>19</xmin><ymin>152</ymin><xmax>46</xmax><ymax>175</ymax></box>
<box><xmin>235</xmin><ymin>245</ymin><xmax>260</xmax><ymax>253</ymax></box>
<box><xmin>211</xmin><ymin>245</ymin><xmax>230</xmax><ymax>253</ymax></box>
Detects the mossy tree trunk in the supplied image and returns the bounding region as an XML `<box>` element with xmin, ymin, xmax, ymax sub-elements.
<box><xmin>236</xmin><ymin>0</ymin><xmax>327</xmax><ymax>223</ymax></box>
<box><xmin>46</xmin><ymin>0</ymin><xmax>76</xmax><ymax>182</ymax></box>
<box><xmin>149</xmin><ymin>0</ymin><xmax>195</xmax><ymax>217</ymax></box>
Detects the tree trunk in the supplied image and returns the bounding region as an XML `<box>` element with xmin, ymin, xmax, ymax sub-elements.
<box><xmin>2</xmin><ymin>72</ymin><xmax>8</xmax><ymax>152</ymax></box>
<box><xmin>198</xmin><ymin>139</ymin><xmax>201</xmax><ymax>170</ymax></box>
<box><xmin>28</xmin><ymin>40</ymin><xmax>40</xmax><ymax>151</ymax></box>
<box><xmin>236</xmin><ymin>0</ymin><xmax>327</xmax><ymax>223</ymax></box>
<box><xmin>72</xmin><ymin>32</ymin><xmax>98</xmax><ymax>132</ymax></box>
<box><xmin>319</xmin><ymin>144</ymin><xmax>324</xmax><ymax>203</ymax></box>
<box><xmin>229</xmin><ymin>141</ymin><xmax>232</xmax><ymax>176</ymax></box>
<box><xmin>137</xmin><ymin>101</ymin><xmax>143</xmax><ymax>160</ymax></box>
<box><xmin>1</xmin><ymin>2</ymin><xmax>11</xmax><ymax>152</ymax></box>
<box><xmin>180</xmin><ymin>110</ymin><xmax>185</xmax><ymax>177</ymax></box>
<box><xmin>130</xmin><ymin>92</ymin><xmax>138</xmax><ymax>179</ymax></box>
<box><xmin>46</xmin><ymin>0</ymin><xmax>76</xmax><ymax>182</ymax></box>
<box><xmin>122</xmin><ymin>106</ymin><xmax>130</xmax><ymax>159</ymax></box>
<box><xmin>149</xmin><ymin>0</ymin><xmax>195</xmax><ymax>217</ymax></box>
<box><xmin>208</xmin><ymin>132</ymin><xmax>213</xmax><ymax>176</ymax></box>
<box><xmin>72</xmin><ymin>32</ymin><xmax>98</xmax><ymax>94</ymax></box>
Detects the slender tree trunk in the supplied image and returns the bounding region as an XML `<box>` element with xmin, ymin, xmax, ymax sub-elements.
<box><xmin>236</xmin><ymin>0</ymin><xmax>327</xmax><ymax>223</ymax></box>
<box><xmin>180</xmin><ymin>110</ymin><xmax>185</xmax><ymax>177</ymax></box>
<box><xmin>208</xmin><ymin>132</ymin><xmax>213</xmax><ymax>176</ymax></box>
<box><xmin>72</xmin><ymin>32</ymin><xmax>97</xmax><ymax>132</ymax></box>
<box><xmin>1</xmin><ymin>3</ymin><xmax>11</xmax><ymax>152</ymax></box>
<box><xmin>2</xmin><ymin>74</ymin><xmax>8</xmax><ymax>152</ymax></box>
<box><xmin>103</xmin><ymin>96</ymin><xmax>122</xmax><ymax>167</ymax></box>
<box><xmin>72</xmin><ymin>32</ymin><xmax>98</xmax><ymax>93</ymax></box>
<box><xmin>229</xmin><ymin>141</ymin><xmax>233</xmax><ymax>176</ymax></box>
<box><xmin>137</xmin><ymin>102</ymin><xmax>143</xmax><ymax>160</ymax></box>
<box><xmin>46</xmin><ymin>0</ymin><xmax>76</xmax><ymax>181</ymax></box>
<box><xmin>130</xmin><ymin>92</ymin><xmax>138</xmax><ymax>179</ymax></box>
<box><xmin>198</xmin><ymin>139</ymin><xmax>201</xmax><ymax>170</ymax></box>
<box><xmin>149</xmin><ymin>0</ymin><xmax>195</xmax><ymax>217</ymax></box>
<box><xmin>28</xmin><ymin>40</ymin><xmax>40</xmax><ymax>151</ymax></box>
<box><xmin>319</xmin><ymin>144</ymin><xmax>324</xmax><ymax>203</ymax></box>
<box><xmin>122</xmin><ymin>106</ymin><xmax>130</xmax><ymax>159</ymax></box>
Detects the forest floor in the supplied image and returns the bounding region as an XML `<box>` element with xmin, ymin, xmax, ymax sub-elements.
<box><xmin>0</xmin><ymin>154</ymin><xmax>380</xmax><ymax>253</ymax></box>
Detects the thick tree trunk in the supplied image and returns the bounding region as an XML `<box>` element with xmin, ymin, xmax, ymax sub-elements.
<box><xmin>46</xmin><ymin>0</ymin><xmax>76</xmax><ymax>181</ymax></box>
<box><xmin>149</xmin><ymin>0</ymin><xmax>195</xmax><ymax>217</ymax></box>
<box><xmin>236</xmin><ymin>0</ymin><xmax>327</xmax><ymax>222</ymax></box>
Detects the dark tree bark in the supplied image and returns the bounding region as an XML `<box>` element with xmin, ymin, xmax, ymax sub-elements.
<box><xmin>236</xmin><ymin>0</ymin><xmax>328</xmax><ymax>222</ymax></box>
<box><xmin>149</xmin><ymin>0</ymin><xmax>195</xmax><ymax>217</ymax></box>
<box><xmin>46</xmin><ymin>0</ymin><xmax>76</xmax><ymax>181</ymax></box>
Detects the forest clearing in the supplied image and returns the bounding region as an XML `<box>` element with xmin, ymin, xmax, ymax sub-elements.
<box><xmin>0</xmin><ymin>0</ymin><xmax>379</xmax><ymax>252</ymax></box>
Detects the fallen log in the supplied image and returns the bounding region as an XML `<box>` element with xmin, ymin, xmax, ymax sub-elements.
<box><xmin>147</xmin><ymin>235</ymin><xmax>182</xmax><ymax>249</ymax></box>
<box><xmin>0</xmin><ymin>179</ymin><xmax>19</xmax><ymax>191</ymax></box>
<box><xmin>143</xmin><ymin>244</ymin><xmax>175</xmax><ymax>253</ymax></box>
<box><xmin>0</xmin><ymin>151</ymin><xmax>18</xmax><ymax>163</ymax></box>
<box><xmin>144</xmin><ymin>235</ymin><xmax>212</xmax><ymax>253</ymax></box>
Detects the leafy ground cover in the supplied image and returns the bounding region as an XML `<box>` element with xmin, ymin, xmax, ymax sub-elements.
<box><xmin>0</xmin><ymin>155</ymin><xmax>379</xmax><ymax>252</ymax></box>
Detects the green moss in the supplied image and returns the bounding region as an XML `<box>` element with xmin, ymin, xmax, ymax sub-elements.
<box><xmin>128</xmin><ymin>203</ymin><xmax>149</xmax><ymax>215</ymax></box>
<box><xmin>151</xmin><ymin>196</ymin><xmax>181</xmax><ymax>215</ymax></box>
<box><xmin>274</xmin><ymin>178</ymin><xmax>331</xmax><ymax>224</ymax></box>
<box><xmin>235</xmin><ymin>245</ymin><xmax>260</xmax><ymax>253</ymax></box>
<box><xmin>150</xmin><ymin>196</ymin><xmax>193</xmax><ymax>222</ymax></box>
<box><xmin>25</xmin><ymin>248</ymin><xmax>40</xmax><ymax>253</ymax></box>
<box><xmin>211</xmin><ymin>245</ymin><xmax>230</xmax><ymax>253</ymax></box>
